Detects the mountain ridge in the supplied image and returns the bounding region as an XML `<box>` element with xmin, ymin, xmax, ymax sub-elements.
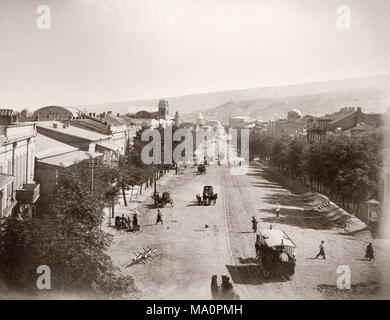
<box><xmin>82</xmin><ymin>74</ymin><xmax>390</xmax><ymax>120</ymax></box>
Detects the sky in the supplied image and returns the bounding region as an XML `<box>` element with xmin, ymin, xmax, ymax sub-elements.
<box><xmin>0</xmin><ymin>0</ymin><xmax>390</xmax><ymax>110</ymax></box>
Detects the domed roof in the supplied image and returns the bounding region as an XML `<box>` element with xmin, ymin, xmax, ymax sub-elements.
<box><xmin>289</xmin><ymin>109</ymin><xmax>302</xmax><ymax>116</ymax></box>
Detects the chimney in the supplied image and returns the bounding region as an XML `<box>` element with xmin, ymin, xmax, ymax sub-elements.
<box><xmin>117</xmin><ymin>113</ymin><xmax>120</xmax><ymax>117</ymax></box>
<box><xmin>53</xmin><ymin>123</ymin><xmax>58</xmax><ymax>129</ymax></box>
<box><xmin>108</xmin><ymin>111</ymin><xmax>112</xmax><ymax>115</ymax></box>
<box><xmin>0</xmin><ymin>109</ymin><xmax>14</xmax><ymax>126</ymax></box>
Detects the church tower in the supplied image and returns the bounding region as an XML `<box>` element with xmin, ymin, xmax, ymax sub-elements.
<box><xmin>158</xmin><ymin>100</ymin><xmax>169</xmax><ymax>120</ymax></box>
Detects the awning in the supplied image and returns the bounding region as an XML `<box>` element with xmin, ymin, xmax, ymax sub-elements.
<box><xmin>0</xmin><ymin>173</ymin><xmax>14</xmax><ymax>190</ymax></box>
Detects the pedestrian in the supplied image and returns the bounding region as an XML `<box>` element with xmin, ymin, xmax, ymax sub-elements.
<box><xmin>365</xmin><ymin>243</ymin><xmax>374</xmax><ymax>260</ymax></box>
<box><xmin>120</xmin><ymin>214</ymin><xmax>126</xmax><ymax>229</ymax></box>
<box><xmin>133</xmin><ymin>213</ymin><xmax>138</xmax><ymax>227</ymax></box>
<box><xmin>252</xmin><ymin>216</ymin><xmax>258</xmax><ymax>233</ymax></box>
<box><xmin>315</xmin><ymin>240</ymin><xmax>326</xmax><ymax>259</ymax></box>
<box><xmin>156</xmin><ymin>209</ymin><xmax>163</xmax><ymax>225</ymax></box>
<box><xmin>276</xmin><ymin>203</ymin><xmax>280</xmax><ymax>217</ymax></box>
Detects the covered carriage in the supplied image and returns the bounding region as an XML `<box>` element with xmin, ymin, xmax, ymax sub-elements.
<box><xmin>153</xmin><ymin>191</ymin><xmax>174</xmax><ymax>208</ymax></box>
<box><xmin>196</xmin><ymin>185</ymin><xmax>217</xmax><ymax>205</ymax></box>
<box><xmin>197</xmin><ymin>164</ymin><xmax>206</xmax><ymax>174</ymax></box>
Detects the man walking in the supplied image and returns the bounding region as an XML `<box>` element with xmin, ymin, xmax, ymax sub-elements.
<box><xmin>316</xmin><ymin>240</ymin><xmax>326</xmax><ymax>259</ymax></box>
<box><xmin>276</xmin><ymin>203</ymin><xmax>280</xmax><ymax>218</ymax></box>
<box><xmin>156</xmin><ymin>209</ymin><xmax>163</xmax><ymax>225</ymax></box>
<box><xmin>252</xmin><ymin>216</ymin><xmax>258</xmax><ymax>233</ymax></box>
<box><xmin>365</xmin><ymin>243</ymin><xmax>374</xmax><ymax>260</ymax></box>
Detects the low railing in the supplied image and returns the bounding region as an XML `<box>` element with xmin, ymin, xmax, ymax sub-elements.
<box><xmin>15</xmin><ymin>183</ymin><xmax>40</xmax><ymax>204</ymax></box>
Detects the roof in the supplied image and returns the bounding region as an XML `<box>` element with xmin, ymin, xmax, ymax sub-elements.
<box><xmin>37</xmin><ymin>150</ymin><xmax>103</xmax><ymax>168</ymax></box>
<box><xmin>37</xmin><ymin>121</ymin><xmax>110</xmax><ymax>141</ymax></box>
<box><xmin>257</xmin><ymin>229</ymin><xmax>296</xmax><ymax>248</ymax></box>
<box><xmin>35</xmin><ymin>133</ymin><xmax>78</xmax><ymax>159</ymax></box>
<box><xmin>33</xmin><ymin>106</ymin><xmax>82</xmax><ymax>117</ymax></box>
<box><xmin>0</xmin><ymin>173</ymin><xmax>14</xmax><ymax>189</ymax></box>
<box><xmin>318</xmin><ymin>109</ymin><xmax>356</xmax><ymax>123</ymax></box>
<box><xmin>289</xmin><ymin>109</ymin><xmax>302</xmax><ymax>116</ymax></box>
<box><xmin>127</xmin><ymin>106</ymin><xmax>156</xmax><ymax>114</ymax></box>
<box><xmin>100</xmin><ymin>113</ymin><xmax>126</xmax><ymax>126</ymax></box>
<box><xmin>329</xmin><ymin>110</ymin><xmax>356</xmax><ymax>124</ymax></box>
<box><xmin>96</xmin><ymin>141</ymin><xmax>122</xmax><ymax>151</ymax></box>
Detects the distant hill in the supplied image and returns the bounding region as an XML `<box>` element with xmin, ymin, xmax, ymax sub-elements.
<box><xmin>185</xmin><ymin>86</ymin><xmax>390</xmax><ymax>122</ymax></box>
<box><xmin>82</xmin><ymin>74</ymin><xmax>390</xmax><ymax>120</ymax></box>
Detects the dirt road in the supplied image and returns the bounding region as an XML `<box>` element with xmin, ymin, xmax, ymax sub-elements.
<box><xmin>108</xmin><ymin>164</ymin><xmax>389</xmax><ymax>300</ymax></box>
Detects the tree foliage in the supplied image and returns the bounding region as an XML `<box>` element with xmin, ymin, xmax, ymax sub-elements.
<box><xmin>249</xmin><ymin>130</ymin><xmax>383</xmax><ymax>212</ymax></box>
<box><xmin>0</xmin><ymin>168</ymin><xmax>137</xmax><ymax>299</ymax></box>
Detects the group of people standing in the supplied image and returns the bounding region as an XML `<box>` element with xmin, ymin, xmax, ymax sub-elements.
<box><xmin>115</xmin><ymin>213</ymin><xmax>139</xmax><ymax>231</ymax></box>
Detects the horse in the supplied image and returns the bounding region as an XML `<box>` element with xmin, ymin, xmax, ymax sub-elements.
<box><xmin>210</xmin><ymin>193</ymin><xmax>218</xmax><ymax>205</ymax></box>
<box><xmin>196</xmin><ymin>194</ymin><xmax>202</xmax><ymax>205</ymax></box>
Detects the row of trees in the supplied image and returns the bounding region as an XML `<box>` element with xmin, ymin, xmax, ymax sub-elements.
<box><xmin>249</xmin><ymin>131</ymin><xmax>383</xmax><ymax>214</ymax></box>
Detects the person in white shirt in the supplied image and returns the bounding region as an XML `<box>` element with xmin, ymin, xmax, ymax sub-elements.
<box><xmin>276</xmin><ymin>203</ymin><xmax>280</xmax><ymax>217</ymax></box>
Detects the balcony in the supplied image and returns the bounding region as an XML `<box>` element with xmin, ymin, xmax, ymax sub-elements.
<box><xmin>15</xmin><ymin>183</ymin><xmax>40</xmax><ymax>204</ymax></box>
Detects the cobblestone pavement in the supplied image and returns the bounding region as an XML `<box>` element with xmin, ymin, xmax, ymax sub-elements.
<box><xmin>106</xmin><ymin>164</ymin><xmax>390</xmax><ymax>300</ymax></box>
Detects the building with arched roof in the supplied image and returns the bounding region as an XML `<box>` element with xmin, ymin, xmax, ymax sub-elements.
<box><xmin>32</xmin><ymin>106</ymin><xmax>82</xmax><ymax>121</ymax></box>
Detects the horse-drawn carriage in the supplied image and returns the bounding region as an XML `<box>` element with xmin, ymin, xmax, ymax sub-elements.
<box><xmin>255</xmin><ymin>229</ymin><xmax>296</xmax><ymax>280</ymax></box>
<box><xmin>197</xmin><ymin>164</ymin><xmax>206</xmax><ymax>174</ymax></box>
<box><xmin>196</xmin><ymin>185</ymin><xmax>217</xmax><ymax>205</ymax></box>
<box><xmin>153</xmin><ymin>191</ymin><xmax>174</xmax><ymax>208</ymax></box>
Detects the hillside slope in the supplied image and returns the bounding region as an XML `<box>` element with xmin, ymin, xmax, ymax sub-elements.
<box><xmin>83</xmin><ymin>74</ymin><xmax>390</xmax><ymax>119</ymax></box>
<box><xmin>184</xmin><ymin>86</ymin><xmax>390</xmax><ymax>122</ymax></box>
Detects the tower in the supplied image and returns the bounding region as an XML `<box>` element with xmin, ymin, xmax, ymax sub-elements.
<box><xmin>174</xmin><ymin>111</ymin><xmax>180</xmax><ymax>127</ymax></box>
<box><xmin>158</xmin><ymin>100</ymin><xmax>169</xmax><ymax>120</ymax></box>
<box><xmin>196</xmin><ymin>112</ymin><xmax>205</xmax><ymax>126</ymax></box>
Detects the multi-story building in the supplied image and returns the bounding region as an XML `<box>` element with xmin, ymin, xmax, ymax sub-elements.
<box><xmin>34</xmin><ymin>133</ymin><xmax>103</xmax><ymax>210</ymax></box>
<box><xmin>0</xmin><ymin>110</ymin><xmax>40</xmax><ymax>219</ymax></box>
<box><xmin>69</xmin><ymin>111</ymin><xmax>129</xmax><ymax>155</ymax></box>
<box><xmin>307</xmin><ymin>107</ymin><xmax>380</xmax><ymax>143</ymax></box>
<box><xmin>36</xmin><ymin>121</ymin><xmax>119</xmax><ymax>166</ymax></box>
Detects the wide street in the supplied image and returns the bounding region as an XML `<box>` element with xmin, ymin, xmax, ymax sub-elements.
<box><xmin>107</xmin><ymin>160</ymin><xmax>390</xmax><ymax>300</ymax></box>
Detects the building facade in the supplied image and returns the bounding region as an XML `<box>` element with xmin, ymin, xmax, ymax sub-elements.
<box><xmin>0</xmin><ymin>110</ymin><xmax>39</xmax><ymax>219</ymax></box>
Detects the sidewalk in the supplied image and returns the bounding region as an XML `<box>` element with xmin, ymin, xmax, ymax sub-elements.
<box><xmin>102</xmin><ymin>170</ymin><xmax>180</xmax><ymax>226</ymax></box>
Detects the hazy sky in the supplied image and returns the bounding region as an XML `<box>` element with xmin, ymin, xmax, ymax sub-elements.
<box><xmin>1</xmin><ymin>0</ymin><xmax>390</xmax><ymax>109</ymax></box>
